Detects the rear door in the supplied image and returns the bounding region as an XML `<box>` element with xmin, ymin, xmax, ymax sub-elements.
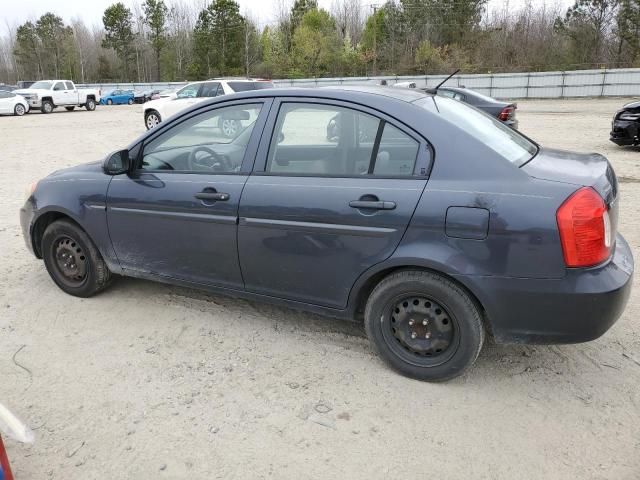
<box><xmin>238</xmin><ymin>99</ymin><xmax>432</xmax><ymax>308</ymax></box>
<box><xmin>107</xmin><ymin>99</ymin><xmax>271</xmax><ymax>288</ymax></box>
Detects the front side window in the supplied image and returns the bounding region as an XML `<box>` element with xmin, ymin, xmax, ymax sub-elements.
<box><xmin>176</xmin><ymin>83</ymin><xmax>200</xmax><ymax>99</ymax></box>
<box><xmin>200</xmin><ymin>82</ymin><xmax>221</xmax><ymax>98</ymax></box>
<box><xmin>267</xmin><ymin>103</ymin><xmax>421</xmax><ymax>177</ymax></box>
<box><xmin>417</xmin><ymin>96</ymin><xmax>537</xmax><ymax>166</ymax></box>
<box><xmin>141</xmin><ymin>103</ymin><xmax>262</xmax><ymax>173</ymax></box>
<box><xmin>53</xmin><ymin>82</ymin><xmax>64</xmax><ymax>91</ymax></box>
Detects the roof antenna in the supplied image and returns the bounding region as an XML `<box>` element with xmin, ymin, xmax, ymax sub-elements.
<box><xmin>425</xmin><ymin>69</ymin><xmax>460</xmax><ymax>94</ymax></box>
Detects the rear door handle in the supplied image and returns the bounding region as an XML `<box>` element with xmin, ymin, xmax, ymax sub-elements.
<box><xmin>195</xmin><ymin>192</ymin><xmax>230</xmax><ymax>201</ymax></box>
<box><xmin>349</xmin><ymin>200</ymin><xmax>396</xmax><ymax>210</ymax></box>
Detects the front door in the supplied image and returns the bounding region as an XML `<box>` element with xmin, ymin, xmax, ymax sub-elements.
<box><xmin>107</xmin><ymin>100</ymin><xmax>269</xmax><ymax>288</ymax></box>
<box><xmin>238</xmin><ymin>100</ymin><xmax>431</xmax><ymax>308</ymax></box>
<box><xmin>51</xmin><ymin>81</ymin><xmax>67</xmax><ymax>105</ymax></box>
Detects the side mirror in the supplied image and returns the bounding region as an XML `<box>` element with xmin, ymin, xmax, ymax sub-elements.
<box><xmin>103</xmin><ymin>149</ymin><xmax>130</xmax><ymax>175</ymax></box>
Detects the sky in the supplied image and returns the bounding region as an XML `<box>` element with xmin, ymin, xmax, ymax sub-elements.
<box><xmin>0</xmin><ymin>0</ymin><xmax>573</xmax><ymax>36</ymax></box>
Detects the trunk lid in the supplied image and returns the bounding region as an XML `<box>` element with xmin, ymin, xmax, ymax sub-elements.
<box><xmin>523</xmin><ymin>147</ymin><xmax>618</xmax><ymax>204</ymax></box>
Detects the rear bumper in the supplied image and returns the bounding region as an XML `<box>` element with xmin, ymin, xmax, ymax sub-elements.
<box><xmin>610</xmin><ymin>119</ymin><xmax>639</xmax><ymax>146</ymax></box>
<box><xmin>457</xmin><ymin>234</ymin><xmax>634</xmax><ymax>344</ymax></box>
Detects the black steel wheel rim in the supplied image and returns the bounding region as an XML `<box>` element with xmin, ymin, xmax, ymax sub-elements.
<box><xmin>52</xmin><ymin>236</ymin><xmax>88</xmax><ymax>287</ymax></box>
<box><xmin>380</xmin><ymin>293</ymin><xmax>460</xmax><ymax>367</ymax></box>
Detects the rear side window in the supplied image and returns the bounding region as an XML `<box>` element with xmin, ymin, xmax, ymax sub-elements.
<box><xmin>65</xmin><ymin>82</ymin><xmax>74</xmax><ymax>90</ymax></box>
<box><xmin>200</xmin><ymin>82</ymin><xmax>221</xmax><ymax>97</ymax></box>
<box><xmin>418</xmin><ymin>96</ymin><xmax>536</xmax><ymax>166</ymax></box>
<box><xmin>266</xmin><ymin>103</ymin><xmax>421</xmax><ymax>177</ymax></box>
<box><xmin>228</xmin><ymin>81</ymin><xmax>274</xmax><ymax>92</ymax></box>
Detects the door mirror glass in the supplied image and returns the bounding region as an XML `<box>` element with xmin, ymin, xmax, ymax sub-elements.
<box><xmin>103</xmin><ymin>149</ymin><xmax>130</xmax><ymax>175</ymax></box>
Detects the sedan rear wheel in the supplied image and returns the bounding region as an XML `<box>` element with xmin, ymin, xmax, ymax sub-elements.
<box><xmin>145</xmin><ymin>110</ymin><xmax>161</xmax><ymax>129</ymax></box>
<box><xmin>42</xmin><ymin>220</ymin><xmax>112</xmax><ymax>297</ymax></box>
<box><xmin>14</xmin><ymin>103</ymin><xmax>26</xmax><ymax>116</ymax></box>
<box><xmin>365</xmin><ymin>270</ymin><xmax>484</xmax><ymax>381</ymax></box>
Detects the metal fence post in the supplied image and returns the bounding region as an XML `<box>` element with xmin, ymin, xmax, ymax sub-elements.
<box><xmin>526</xmin><ymin>72</ymin><xmax>531</xmax><ymax>99</ymax></box>
<box><xmin>600</xmin><ymin>68</ymin><xmax>607</xmax><ymax>97</ymax></box>
<box><xmin>489</xmin><ymin>73</ymin><xmax>494</xmax><ymax>97</ymax></box>
<box><xmin>560</xmin><ymin>71</ymin><xmax>566</xmax><ymax>99</ymax></box>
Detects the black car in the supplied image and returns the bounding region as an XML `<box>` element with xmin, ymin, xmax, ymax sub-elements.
<box><xmin>433</xmin><ymin>87</ymin><xmax>518</xmax><ymax>129</ymax></box>
<box><xmin>610</xmin><ymin>100</ymin><xmax>639</xmax><ymax>146</ymax></box>
<box><xmin>134</xmin><ymin>90</ymin><xmax>159</xmax><ymax>104</ymax></box>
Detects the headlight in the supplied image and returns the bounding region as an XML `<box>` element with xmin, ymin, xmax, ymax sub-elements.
<box><xmin>24</xmin><ymin>181</ymin><xmax>38</xmax><ymax>201</ymax></box>
<box><xmin>619</xmin><ymin>112</ymin><xmax>640</xmax><ymax>121</ymax></box>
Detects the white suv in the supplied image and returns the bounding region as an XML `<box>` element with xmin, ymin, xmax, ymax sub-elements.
<box><xmin>143</xmin><ymin>78</ymin><xmax>274</xmax><ymax>132</ymax></box>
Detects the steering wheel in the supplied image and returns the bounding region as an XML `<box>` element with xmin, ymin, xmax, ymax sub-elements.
<box><xmin>187</xmin><ymin>146</ymin><xmax>231</xmax><ymax>172</ymax></box>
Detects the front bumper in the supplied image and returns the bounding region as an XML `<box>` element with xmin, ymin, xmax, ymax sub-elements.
<box><xmin>20</xmin><ymin>197</ymin><xmax>37</xmax><ymax>257</ymax></box>
<box><xmin>458</xmin><ymin>233</ymin><xmax>634</xmax><ymax>344</ymax></box>
<box><xmin>610</xmin><ymin>119</ymin><xmax>639</xmax><ymax>146</ymax></box>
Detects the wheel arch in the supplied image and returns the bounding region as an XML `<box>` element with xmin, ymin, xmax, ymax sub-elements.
<box><xmin>348</xmin><ymin>261</ymin><xmax>489</xmax><ymax>332</ymax></box>
<box><xmin>31</xmin><ymin>209</ymin><xmax>87</xmax><ymax>259</ymax></box>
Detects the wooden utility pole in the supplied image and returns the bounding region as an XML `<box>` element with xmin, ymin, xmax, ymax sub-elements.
<box><xmin>371</xmin><ymin>5</ymin><xmax>378</xmax><ymax>76</ymax></box>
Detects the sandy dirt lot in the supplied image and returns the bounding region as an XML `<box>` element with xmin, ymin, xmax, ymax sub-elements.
<box><xmin>1</xmin><ymin>98</ymin><xmax>639</xmax><ymax>479</ymax></box>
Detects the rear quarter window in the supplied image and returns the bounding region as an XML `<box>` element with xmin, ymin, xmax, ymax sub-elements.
<box><xmin>418</xmin><ymin>96</ymin><xmax>536</xmax><ymax>166</ymax></box>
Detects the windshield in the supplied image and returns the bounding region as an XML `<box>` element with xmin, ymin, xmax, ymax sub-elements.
<box><xmin>417</xmin><ymin>96</ymin><xmax>536</xmax><ymax>166</ymax></box>
<box><xmin>30</xmin><ymin>81</ymin><xmax>53</xmax><ymax>89</ymax></box>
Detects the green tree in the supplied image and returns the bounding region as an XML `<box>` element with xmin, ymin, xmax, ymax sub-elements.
<box><xmin>192</xmin><ymin>0</ymin><xmax>245</xmax><ymax>78</ymax></box>
<box><xmin>415</xmin><ymin>40</ymin><xmax>445</xmax><ymax>73</ymax></box>
<box><xmin>617</xmin><ymin>0</ymin><xmax>640</xmax><ymax>63</ymax></box>
<box><xmin>14</xmin><ymin>21</ymin><xmax>42</xmax><ymax>79</ymax></box>
<box><xmin>102</xmin><ymin>2</ymin><xmax>135</xmax><ymax>80</ymax></box>
<box><xmin>35</xmin><ymin>13</ymin><xmax>71</xmax><ymax>78</ymax></box>
<box><xmin>143</xmin><ymin>0</ymin><xmax>168</xmax><ymax>80</ymax></box>
<box><xmin>555</xmin><ymin>0</ymin><xmax>620</xmax><ymax>65</ymax></box>
<box><xmin>291</xmin><ymin>0</ymin><xmax>318</xmax><ymax>31</ymax></box>
<box><xmin>291</xmin><ymin>9</ymin><xmax>340</xmax><ymax>77</ymax></box>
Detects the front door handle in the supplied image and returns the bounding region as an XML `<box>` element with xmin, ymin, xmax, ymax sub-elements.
<box><xmin>349</xmin><ymin>200</ymin><xmax>396</xmax><ymax>210</ymax></box>
<box><xmin>195</xmin><ymin>192</ymin><xmax>230</xmax><ymax>201</ymax></box>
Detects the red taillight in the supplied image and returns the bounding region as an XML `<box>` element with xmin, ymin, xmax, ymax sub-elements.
<box><xmin>557</xmin><ymin>187</ymin><xmax>612</xmax><ymax>267</ymax></box>
<box><xmin>498</xmin><ymin>105</ymin><xmax>514</xmax><ymax>121</ymax></box>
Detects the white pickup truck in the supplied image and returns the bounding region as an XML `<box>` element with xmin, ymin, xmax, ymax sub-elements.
<box><xmin>14</xmin><ymin>80</ymin><xmax>101</xmax><ymax>114</ymax></box>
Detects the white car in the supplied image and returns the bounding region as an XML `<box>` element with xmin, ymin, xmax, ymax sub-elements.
<box><xmin>143</xmin><ymin>78</ymin><xmax>274</xmax><ymax>132</ymax></box>
<box><xmin>0</xmin><ymin>90</ymin><xmax>29</xmax><ymax>116</ymax></box>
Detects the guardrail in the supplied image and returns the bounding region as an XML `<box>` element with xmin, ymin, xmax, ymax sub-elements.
<box><xmin>77</xmin><ymin>67</ymin><xmax>640</xmax><ymax>100</ymax></box>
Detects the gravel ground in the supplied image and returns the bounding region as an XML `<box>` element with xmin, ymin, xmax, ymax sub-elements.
<box><xmin>1</xmin><ymin>98</ymin><xmax>639</xmax><ymax>480</ymax></box>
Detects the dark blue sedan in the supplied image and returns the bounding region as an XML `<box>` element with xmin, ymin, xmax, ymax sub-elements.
<box><xmin>20</xmin><ymin>87</ymin><xmax>633</xmax><ymax>381</ymax></box>
<box><xmin>99</xmin><ymin>89</ymin><xmax>135</xmax><ymax>105</ymax></box>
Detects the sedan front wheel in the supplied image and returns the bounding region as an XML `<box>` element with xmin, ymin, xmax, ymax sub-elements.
<box><xmin>42</xmin><ymin>219</ymin><xmax>112</xmax><ymax>297</ymax></box>
<box><xmin>364</xmin><ymin>270</ymin><xmax>485</xmax><ymax>382</ymax></box>
<box><xmin>145</xmin><ymin>110</ymin><xmax>161</xmax><ymax>130</ymax></box>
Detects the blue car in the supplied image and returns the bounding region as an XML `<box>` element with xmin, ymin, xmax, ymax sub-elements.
<box><xmin>19</xmin><ymin>87</ymin><xmax>633</xmax><ymax>381</ymax></box>
<box><xmin>100</xmin><ymin>89</ymin><xmax>135</xmax><ymax>105</ymax></box>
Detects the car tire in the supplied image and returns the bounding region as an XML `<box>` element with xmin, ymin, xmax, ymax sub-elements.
<box><xmin>364</xmin><ymin>270</ymin><xmax>484</xmax><ymax>382</ymax></box>
<box><xmin>145</xmin><ymin>110</ymin><xmax>161</xmax><ymax>129</ymax></box>
<box><xmin>41</xmin><ymin>100</ymin><xmax>54</xmax><ymax>114</ymax></box>
<box><xmin>14</xmin><ymin>103</ymin><xmax>26</xmax><ymax>116</ymax></box>
<box><xmin>65</xmin><ymin>106</ymin><xmax>75</xmax><ymax>111</ymax></box>
<box><xmin>106</xmin><ymin>99</ymin><xmax>113</xmax><ymax>105</ymax></box>
<box><xmin>127</xmin><ymin>98</ymin><xmax>134</xmax><ymax>105</ymax></box>
<box><xmin>41</xmin><ymin>219</ymin><xmax>112</xmax><ymax>298</ymax></box>
<box><xmin>86</xmin><ymin>99</ymin><xmax>96</xmax><ymax>111</ymax></box>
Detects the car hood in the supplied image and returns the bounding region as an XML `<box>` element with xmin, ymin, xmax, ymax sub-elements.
<box><xmin>622</xmin><ymin>100</ymin><xmax>640</xmax><ymax>110</ymax></box>
<box><xmin>46</xmin><ymin>160</ymin><xmax>103</xmax><ymax>179</ymax></box>
<box><xmin>14</xmin><ymin>88</ymin><xmax>48</xmax><ymax>95</ymax></box>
